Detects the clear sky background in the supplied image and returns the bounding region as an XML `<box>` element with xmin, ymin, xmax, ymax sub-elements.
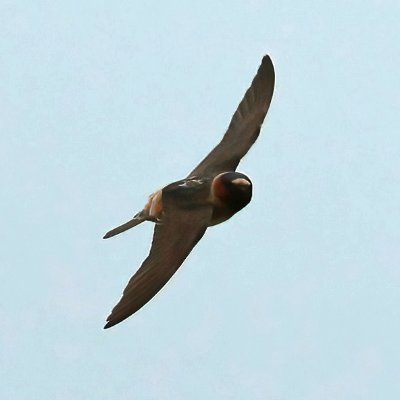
<box><xmin>2</xmin><ymin>1</ymin><xmax>399</xmax><ymax>399</ymax></box>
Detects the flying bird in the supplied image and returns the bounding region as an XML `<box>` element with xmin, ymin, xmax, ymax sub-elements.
<box><xmin>103</xmin><ymin>55</ymin><xmax>275</xmax><ymax>329</ymax></box>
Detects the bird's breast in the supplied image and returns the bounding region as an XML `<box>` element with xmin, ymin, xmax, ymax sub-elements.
<box><xmin>208</xmin><ymin>205</ymin><xmax>236</xmax><ymax>226</ymax></box>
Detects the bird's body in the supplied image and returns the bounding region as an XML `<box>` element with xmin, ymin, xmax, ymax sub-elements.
<box><xmin>103</xmin><ymin>55</ymin><xmax>275</xmax><ymax>328</ymax></box>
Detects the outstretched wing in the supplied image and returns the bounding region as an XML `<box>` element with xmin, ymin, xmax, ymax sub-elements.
<box><xmin>189</xmin><ymin>55</ymin><xmax>275</xmax><ymax>178</ymax></box>
<box><xmin>104</xmin><ymin>205</ymin><xmax>211</xmax><ymax>329</ymax></box>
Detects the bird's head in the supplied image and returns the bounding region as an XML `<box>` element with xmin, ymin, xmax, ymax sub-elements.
<box><xmin>212</xmin><ymin>172</ymin><xmax>252</xmax><ymax>213</ymax></box>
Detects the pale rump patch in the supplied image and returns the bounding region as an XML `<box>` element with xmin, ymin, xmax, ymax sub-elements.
<box><xmin>144</xmin><ymin>190</ymin><xmax>163</xmax><ymax>219</ymax></box>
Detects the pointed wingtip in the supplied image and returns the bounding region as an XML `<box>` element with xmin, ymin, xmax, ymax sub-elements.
<box><xmin>261</xmin><ymin>54</ymin><xmax>274</xmax><ymax>73</ymax></box>
<box><xmin>103</xmin><ymin>320</ymin><xmax>114</xmax><ymax>329</ymax></box>
<box><xmin>262</xmin><ymin>54</ymin><xmax>272</xmax><ymax>64</ymax></box>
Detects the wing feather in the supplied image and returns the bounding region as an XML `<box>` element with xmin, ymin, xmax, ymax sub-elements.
<box><xmin>189</xmin><ymin>55</ymin><xmax>275</xmax><ymax>177</ymax></box>
<box><xmin>104</xmin><ymin>206</ymin><xmax>211</xmax><ymax>328</ymax></box>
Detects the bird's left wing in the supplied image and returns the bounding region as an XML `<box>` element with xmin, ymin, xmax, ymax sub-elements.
<box><xmin>104</xmin><ymin>204</ymin><xmax>212</xmax><ymax>329</ymax></box>
<box><xmin>188</xmin><ymin>55</ymin><xmax>275</xmax><ymax>178</ymax></box>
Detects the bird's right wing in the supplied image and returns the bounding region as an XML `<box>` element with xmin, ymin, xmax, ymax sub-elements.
<box><xmin>189</xmin><ymin>55</ymin><xmax>275</xmax><ymax>177</ymax></box>
<box><xmin>104</xmin><ymin>203</ymin><xmax>212</xmax><ymax>329</ymax></box>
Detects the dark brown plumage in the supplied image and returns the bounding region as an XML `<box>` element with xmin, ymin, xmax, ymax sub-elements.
<box><xmin>103</xmin><ymin>55</ymin><xmax>275</xmax><ymax>329</ymax></box>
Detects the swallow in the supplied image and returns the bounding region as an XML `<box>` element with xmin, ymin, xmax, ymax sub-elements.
<box><xmin>103</xmin><ymin>55</ymin><xmax>275</xmax><ymax>329</ymax></box>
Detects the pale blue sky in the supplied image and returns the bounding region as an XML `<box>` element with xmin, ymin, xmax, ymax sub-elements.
<box><xmin>2</xmin><ymin>1</ymin><xmax>400</xmax><ymax>399</ymax></box>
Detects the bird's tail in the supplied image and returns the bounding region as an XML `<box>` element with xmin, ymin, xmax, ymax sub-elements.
<box><xmin>103</xmin><ymin>211</ymin><xmax>147</xmax><ymax>239</ymax></box>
